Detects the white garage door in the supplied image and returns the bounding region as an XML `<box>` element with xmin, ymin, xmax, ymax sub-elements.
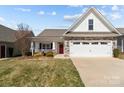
<box><xmin>70</xmin><ymin>41</ymin><xmax>113</xmax><ymax>57</ymax></box>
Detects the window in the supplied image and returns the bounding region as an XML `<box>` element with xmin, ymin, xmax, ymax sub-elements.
<box><xmin>46</xmin><ymin>44</ymin><xmax>49</xmax><ymax>49</ymax></box>
<box><xmin>92</xmin><ymin>42</ymin><xmax>98</xmax><ymax>45</ymax></box>
<box><xmin>46</xmin><ymin>44</ymin><xmax>52</xmax><ymax>49</ymax></box>
<box><xmin>82</xmin><ymin>42</ymin><xmax>89</xmax><ymax>45</ymax></box>
<box><xmin>73</xmin><ymin>42</ymin><xmax>80</xmax><ymax>45</ymax></box>
<box><xmin>41</xmin><ymin>43</ymin><xmax>52</xmax><ymax>49</ymax></box>
<box><xmin>88</xmin><ymin>19</ymin><xmax>93</xmax><ymax>30</ymax></box>
<box><xmin>101</xmin><ymin>42</ymin><xmax>108</xmax><ymax>45</ymax></box>
<box><xmin>43</xmin><ymin>44</ymin><xmax>46</xmax><ymax>49</ymax></box>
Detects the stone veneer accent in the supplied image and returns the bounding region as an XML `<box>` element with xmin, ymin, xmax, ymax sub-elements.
<box><xmin>63</xmin><ymin>36</ymin><xmax>118</xmax><ymax>56</ymax></box>
<box><xmin>64</xmin><ymin>41</ymin><xmax>69</xmax><ymax>56</ymax></box>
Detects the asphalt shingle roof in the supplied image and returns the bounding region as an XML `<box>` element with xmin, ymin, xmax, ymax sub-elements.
<box><xmin>0</xmin><ymin>24</ymin><xmax>34</xmax><ymax>43</ymax></box>
<box><xmin>116</xmin><ymin>28</ymin><xmax>124</xmax><ymax>34</ymax></box>
<box><xmin>0</xmin><ymin>25</ymin><xmax>16</xmax><ymax>42</ymax></box>
<box><xmin>32</xmin><ymin>29</ymin><xmax>67</xmax><ymax>42</ymax></box>
<box><xmin>38</xmin><ymin>29</ymin><xmax>67</xmax><ymax>37</ymax></box>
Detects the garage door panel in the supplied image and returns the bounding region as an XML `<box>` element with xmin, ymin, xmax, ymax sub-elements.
<box><xmin>90</xmin><ymin>45</ymin><xmax>112</xmax><ymax>56</ymax></box>
<box><xmin>70</xmin><ymin>41</ymin><xmax>112</xmax><ymax>57</ymax></box>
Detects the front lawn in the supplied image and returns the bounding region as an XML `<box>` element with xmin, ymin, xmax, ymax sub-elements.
<box><xmin>0</xmin><ymin>57</ymin><xmax>84</xmax><ymax>87</ymax></box>
<box><xmin>119</xmin><ymin>53</ymin><xmax>124</xmax><ymax>59</ymax></box>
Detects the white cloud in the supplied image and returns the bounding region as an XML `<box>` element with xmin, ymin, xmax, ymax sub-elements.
<box><xmin>38</xmin><ymin>11</ymin><xmax>56</xmax><ymax>16</ymax></box>
<box><xmin>112</xmin><ymin>5</ymin><xmax>119</xmax><ymax>11</ymax></box>
<box><xmin>38</xmin><ymin>11</ymin><xmax>45</xmax><ymax>15</ymax></box>
<box><xmin>48</xmin><ymin>11</ymin><xmax>57</xmax><ymax>16</ymax></box>
<box><xmin>64</xmin><ymin>14</ymin><xmax>81</xmax><ymax>21</ymax></box>
<box><xmin>15</xmin><ymin>8</ymin><xmax>31</xmax><ymax>12</ymax></box>
<box><xmin>0</xmin><ymin>16</ymin><xmax>5</xmax><ymax>22</ymax></box>
<box><xmin>82</xmin><ymin>7</ymin><xmax>88</xmax><ymax>13</ymax></box>
<box><xmin>64</xmin><ymin>7</ymin><xmax>87</xmax><ymax>21</ymax></box>
<box><xmin>51</xmin><ymin>11</ymin><xmax>56</xmax><ymax>15</ymax></box>
<box><xmin>110</xmin><ymin>12</ymin><xmax>122</xmax><ymax>20</ymax></box>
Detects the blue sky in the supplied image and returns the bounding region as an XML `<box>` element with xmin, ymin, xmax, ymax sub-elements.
<box><xmin>0</xmin><ymin>5</ymin><xmax>124</xmax><ymax>35</ymax></box>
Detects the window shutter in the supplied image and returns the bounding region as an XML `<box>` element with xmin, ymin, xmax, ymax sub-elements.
<box><xmin>39</xmin><ymin>43</ymin><xmax>42</xmax><ymax>49</ymax></box>
<box><xmin>51</xmin><ymin>43</ymin><xmax>53</xmax><ymax>49</ymax></box>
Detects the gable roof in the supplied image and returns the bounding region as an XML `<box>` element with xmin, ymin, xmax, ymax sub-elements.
<box><xmin>64</xmin><ymin>7</ymin><xmax>121</xmax><ymax>35</ymax></box>
<box><xmin>32</xmin><ymin>29</ymin><xmax>66</xmax><ymax>42</ymax></box>
<box><xmin>0</xmin><ymin>25</ymin><xmax>17</xmax><ymax>42</ymax></box>
<box><xmin>0</xmin><ymin>24</ymin><xmax>34</xmax><ymax>43</ymax></box>
<box><xmin>38</xmin><ymin>29</ymin><xmax>67</xmax><ymax>37</ymax></box>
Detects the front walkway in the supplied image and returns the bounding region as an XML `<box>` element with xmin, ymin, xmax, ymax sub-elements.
<box><xmin>54</xmin><ymin>54</ymin><xmax>69</xmax><ymax>59</ymax></box>
<box><xmin>71</xmin><ymin>57</ymin><xmax>124</xmax><ymax>87</ymax></box>
<box><xmin>0</xmin><ymin>58</ymin><xmax>10</xmax><ymax>61</ymax></box>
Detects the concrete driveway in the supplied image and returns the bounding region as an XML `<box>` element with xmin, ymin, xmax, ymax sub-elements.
<box><xmin>71</xmin><ymin>57</ymin><xmax>124</xmax><ymax>87</ymax></box>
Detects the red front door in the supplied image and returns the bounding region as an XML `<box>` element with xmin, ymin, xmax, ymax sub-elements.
<box><xmin>0</xmin><ymin>45</ymin><xmax>5</xmax><ymax>58</ymax></box>
<box><xmin>59</xmin><ymin>44</ymin><xmax>63</xmax><ymax>54</ymax></box>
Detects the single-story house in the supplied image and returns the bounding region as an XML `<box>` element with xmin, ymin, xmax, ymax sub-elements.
<box><xmin>31</xmin><ymin>7</ymin><xmax>124</xmax><ymax>57</ymax></box>
<box><xmin>0</xmin><ymin>25</ymin><xmax>34</xmax><ymax>58</ymax></box>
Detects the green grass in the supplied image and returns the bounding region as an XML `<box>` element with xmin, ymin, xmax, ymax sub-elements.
<box><xmin>0</xmin><ymin>58</ymin><xmax>84</xmax><ymax>87</ymax></box>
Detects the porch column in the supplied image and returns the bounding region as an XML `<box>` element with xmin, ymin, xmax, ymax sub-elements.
<box><xmin>52</xmin><ymin>42</ymin><xmax>55</xmax><ymax>50</ymax></box>
<box><xmin>122</xmin><ymin>39</ymin><xmax>124</xmax><ymax>52</ymax></box>
<box><xmin>31</xmin><ymin>41</ymin><xmax>34</xmax><ymax>56</ymax></box>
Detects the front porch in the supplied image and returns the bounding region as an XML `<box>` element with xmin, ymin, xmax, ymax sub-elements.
<box><xmin>31</xmin><ymin>41</ymin><xmax>64</xmax><ymax>55</ymax></box>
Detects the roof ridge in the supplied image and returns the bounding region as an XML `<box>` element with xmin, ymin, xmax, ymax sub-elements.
<box><xmin>0</xmin><ymin>24</ymin><xmax>16</xmax><ymax>31</ymax></box>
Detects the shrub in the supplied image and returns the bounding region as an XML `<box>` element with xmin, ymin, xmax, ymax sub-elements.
<box><xmin>41</xmin><ymin>51</ymin><xmax>46</xmax><ymax>56</ymax></box>
<box><xmin>118</xmin><ymin>53</ymin><xmax>124</xmax><ymax>59</ymax></box>
<box><xmin>13</xmin><ymin>54</ymin><xmax>22</xmax><ymax>57</ymax></box>
<box><xmin>25</xmin><ymin>52</ymin><xmax>32</xmax><ymax>56</ymax></box>
<box><xmin>46</xmin><ymin>51</ymin><xmax>54</xmax><ymax>57</ymax></box>
<box><xmin>34</xmin><ymin>52</ymin><xmax>41</xmax><ymax>57</ymax></box>
<box><xmin>113</xmin><ymin>48</ymin><xmax>121</xmax><ymax>58</ymax></box>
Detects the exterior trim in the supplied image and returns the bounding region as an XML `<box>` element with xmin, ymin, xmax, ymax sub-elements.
<box><xmin>63</xmin><ymin>7</ymin><xmax>121</xmax><ymax>35</ymax></box>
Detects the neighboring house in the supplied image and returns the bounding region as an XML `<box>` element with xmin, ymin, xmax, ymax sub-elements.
<box><xmin>31</xmin><ymin>7</ymin><xmax>124</xmax><ymax>57</ymax></box>
<box><xmin>116</xmin><ymin>28</ymin><xmax>124</xmax><ymax>52</ymax></box>
<box><xmin>0</xmin><ymin>25</ymin><xmax>34</xmax><ymax>58</ymax></box>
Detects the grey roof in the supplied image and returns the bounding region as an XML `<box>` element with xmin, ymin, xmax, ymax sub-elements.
<box><xmin>0</xmin><ymin>24</ymin><xmax>34</xmax><ymax>43</ymax></box>
<box><xmin>64</xmin><ymin>32</ymin><xmax>119</xmax><ymax>37</ymax></box>
<box><xmin>32</xmin><ymin>29</ymin><xmax>66</xmax><ymax>42</ymax></box>
<box><xmin>116</xmin><ymin>28</ymin><xmax>124</xmax><ymax>34</ymax></box>
<box><xmin>32</xmin><ymin>28</ymin><xmax>123</xmax><ymax>42</ymax></box>
<box><xmin>0</xmin><ymin>25</ymin><xmax>17</xmax><ymax>42</ymax></box>
<box><xmin>32</xmin><ymin>37</ymin><xmax>64</xmax><ymax>42</ymax></box>
<box><xmin>38</xmin><ymin>29</ymin><xmax>67</xmax><ymax>37</ymax></box>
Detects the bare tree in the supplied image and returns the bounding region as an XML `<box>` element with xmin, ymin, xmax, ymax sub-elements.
<box><xmin>15</xmin><ymin>23</ymin><xmax>33</xmax><ymax>56</ymax></box>
<box><xmin>17</xmin><ymin>23</ymin><xmax>29</xmax><ymax>31</ymax></box>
